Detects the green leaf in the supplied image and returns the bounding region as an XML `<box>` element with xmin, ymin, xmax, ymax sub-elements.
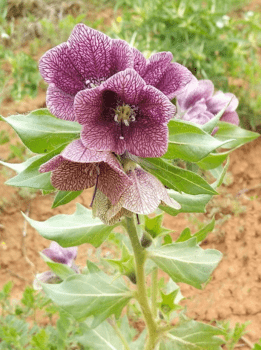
<box><xmin>5</xmin><ymin>145</ymin><xmax>65</xmax><ymax>190</ymax></box>
<box><xmin>160</xmin><ymin>320</ymin><xmax>225</xmax><ymax>350</ymax></box>
<box><xmin>211</xmin><ymin>158</ymin><xmax>230</xmax><ymax>189</ymax></box>
<box><xmin>201</xmin><ymin>106</ymin><xmax>227</xmax><ymax>134</ymax></box>
<box><xmin>176</xmin><ymin>218</ymin><xmax>215</xmax><ymax>244</ymax></box>
<box><xmin>42</xmin><ymin>272</ymin><xmax>132</xmax><ymax>327</ymax></box>
<box><xmin>253</xmin><ymin>343</ymin><xmax>261</xmax><ymax>350</ymax></box>
<box><xmin>160</xmin><ymin>190</ymin><xmax>212</xmax><ymax>216</ymax></box>
<box><xmin>52</xmin><ymin>190</ymin><xmax>83</xmax><ymax>208</ymax></box>
<box><xmin>196</xmin><ymin>151</ymin><xmax>230</xmax><ymax>170</ymax></box>
<box><xmin>0</xmin><ymin>109</ymin><xmax>81</xmax><ymax>153</ymax></box>
<box><xmin>22</xmin><ymin>203</ymin><xmax>116</xmax><ymax>248</ymax></box>
<box><xmin>214</xmin><ymin>121</ymin><xmax>259</xmax><ymax>149</ymax></box>
<box><xmin>148</xmin><ymin>237</ymin><xmax>222</xmax><ymax>289</ymax></box>
<box><xmin>142</xmin><ymin>158</ymin><xmax>217</xmax><ymax>195</ymax></box>
<box><xmin>164</xmin><ymin>119</ymin><xmax>232</xmax><ymax>162</ymax></box>
<box><xmin>0</xmin><ymin>155</ymin><xmax>42</xmax><ymax>174</ymax></box>
<box><xmin>40</xmin><ymin>252</ymin><xmax>76</xmax><ymax>280</ymax></box>
<box><xmin>144</xmin><ymin>213</ymin><xmax>171</xmax><ymax>238</ymax></box>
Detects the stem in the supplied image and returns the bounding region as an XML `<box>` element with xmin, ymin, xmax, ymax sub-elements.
<box><xmin>125</xmin><ymin>216</ymin><xmax>158</xmax><ymax>350</ymax></box>
<box><xmin>151</xmin><ymin>268</ymin><xmax>158</xmax><ymax>319</ymax></box>
<box><xmin>107</xmin><ymin>317</ymin><xmax>132</xmax><ymax>350</ymax></box>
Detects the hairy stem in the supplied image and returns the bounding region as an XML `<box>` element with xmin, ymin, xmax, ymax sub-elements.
<box><xmin>125</xmin><ymin>216</ymin><xmax>158</xmax><ymax>350</ymax></box>
<box><xmin>151</xmin><ymin>267</ymin><xmax>158</xmax><ymax>319</ymax></box>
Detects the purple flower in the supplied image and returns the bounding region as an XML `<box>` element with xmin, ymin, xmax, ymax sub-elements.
<box><xmin>176</xmin><ymin>77</ymin><xmax>239</xmax><ymax>126</ymax></box>
<box><xmin>75</xmin><ymin>68</ymin><xmax>175</xmax><ymax>157</ymax></box>
<box><xmin>132</xmin><ymin>49</ymin><xmax>193</xmax><ymax>100</ymax></box>
<box><xmin>39</xmin><ymin>139</ymin><xmax>133</xmax><ymax>205</ymax></box>
<box><xmin>33</xmin><ymin>242</ymin><xmax>79</xmax><ymax>290</ymax></box>
<box><xmin>39</xmin><ymin>24</ymin><xmax>134</xmax><ymax>121</ymax></box>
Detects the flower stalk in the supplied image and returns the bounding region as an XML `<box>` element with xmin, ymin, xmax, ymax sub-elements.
<box><xmin>125</xmin><ymin>216</ymin><xmax>158</xmax><ymax>350</ymax></box>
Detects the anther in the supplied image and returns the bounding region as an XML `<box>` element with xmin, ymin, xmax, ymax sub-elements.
<box><xmin>114</xmin><ymin>115</ymin><xmax>118</xmax><ymax>122</ymax></box>
<box><xmin>123</xmin><ymin>119</ymin><xmax>130</xmax><ymax>126</ymax></box>
<box><xmin>120</xmin><ymin>136</ymin><xmax>124</xmax><ymax>140</ymax></box>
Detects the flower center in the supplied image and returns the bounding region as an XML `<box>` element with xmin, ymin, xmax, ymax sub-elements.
<box><xmin>114</xmin><ymin>104</ymin><xmax>136</xmax><ymax>140</ymax></box>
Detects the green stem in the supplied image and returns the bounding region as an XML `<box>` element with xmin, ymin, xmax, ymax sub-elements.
<box><xmin>151</xmin><ymin>268</ymin><xmax>158</xmax><ymax>319</ymax></box>
<box><xmin>107</xmin><ymin>317</ymin><xmax>132</xmax><ymax>350</ymax></box>
<box><xmin>125</xmin><ymin>216</ymin><xmax>158</xmax><ymax>350</ymax></box>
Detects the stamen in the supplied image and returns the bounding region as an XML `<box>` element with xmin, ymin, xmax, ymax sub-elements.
<box><xmin>136</xmin><ymin>214</ymin><xmax>140</xmax><ymax>225</ymax></box>
<box><xmin>90</xmin><ymin>83</ymin><xmax>96</xmax><ymax>88</ymax></box>
<box><xmin>85</xmin><ymin>79</ymin><xmax>90</xmax><ymax>85</ymax></box>
<box><xmin>123</xmin><ymin>119</ymin><xmax>129</xmax><ymax>126</ymax></box>
<box><xmin>114</xmin><ymin>115</ymin><xmax>118</xmax><ymax>122</ymax></box>
<box><xmin>130</xmin><ymin>115</ymin><xmax>136</xmax><ymax>122</ymax></box>
<box><xmin>120</xmin><ymin>136</ymin><xmax>124</xmax><ymax>140</ymax></box>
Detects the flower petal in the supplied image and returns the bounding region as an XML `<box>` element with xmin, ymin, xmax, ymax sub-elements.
<box><xmin>138</xmin><ymin>85</ymin><xmax>176</xmax><ymax>123</ymax></box>
<box><xmin>43</xmin><ymin>241</ymin><xmax>78</xmax><ymax>265</ymax></box>
<box><xmin>81</xmin><ymin>121</ymin><xmax>126</xmax><ymax>154</ymax></box>
<box><xmin>46</xmin><ymin>84</ymin><xmax>75</xmax><ymax>121</ymax></box>
<box><xmin>125</xmin><ymin>121</ymin><xmax>168</xmax><ymax>157</ymax></box>
<box><xmin>103</xmin><ymin>68</ymin><xmax>146</xmax><ymax>105</ymax></box>
<box><xmin>110</xmin><ymin>39</ymin><xmax>134</xmax><ymax>75</ymax></box>
<box><xmin>61</xmin><ymin>139</ymin><xmax>108</xmax><ymax>163</ymax></box>
<box><xmin>182</xmin><ymin>99</ymin><xmax>213</xmax><ymax>125</ymax></box>
<box><xmin>206</xmin><ymin>91</ymin><xmax>239</xmax><ymax>115</ymax></box>
<box><xmin>178</xmin><ymin>78</ymin><xmax>214</xmax><ymax>111</ymax></box>
<box><xmin>51</xmin><ymin>160</ymin><xmax>97</xmax><ymax>191</ymax></box>
<box><xmin>221</xmin><ymin>111</ymin><xmax>239</xmax><ymax>125</ymax></box>
<box><xmin>67</xmin><ymin>24</ymin><xmax>111</xmax><ymax>81</ymax></box>
<box><xmin>39</xmin><ymin>42</ymin><xmax>85</xmax><ymax>95</ymax></box>
<box><xmin>33</xmin><ymin>271</ymin><xmax>61</xmax><ymax>290</ymax></box>
<box><xmin>74</xmin><ymin>86</ymin><xmax>103</xmax><ymax>125</ymax></box>
<box><xmin>39</xmin><ymin>155</ymin><xmax>65</xmax><ymax>173</ymax></box>
<box><xmin>155</xmin><ymin>62</ymin><xmax>193</xmax><ymax>100</ymax></box>
<box><xmin>132</xmin><ymin>47</ymin><xmax>147</xmax><ymax>76</ymax></box>
<box><xmin>142</xmin><ymin>52</ymin><xmax>173</xmax><ymax>86</ymax></box>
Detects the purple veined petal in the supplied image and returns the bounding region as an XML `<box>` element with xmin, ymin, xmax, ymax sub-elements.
<box><xmin>98</xmin><ymin>162</ymin><xmax>133</xmax><ymax>205</ymax></box>
<box><xmin>155</xmin><ymin>62</ymin><xmax>194</xmax><ymax>100</ymax></box>
<box><xmin>110</xmin><ymin>39</ymin><xmax>134</xmax><ymax>75</ymax></box>
<box><xmin>51</xmin><ymin>160</ymin><xmax>97</xmax><ymax>191</ymax></box>
<box><xmin>39</xmin><ymin>155</ymin><xmax>65</xmax><ymax>173</ymax></box>
<box><xmin>120</xmin><ymin>167</ymin><xmax>179</xmax><ymax>215</ymax></box>
<box><xmin>103</xmin><ymin>68</ymin><xmax>146</xmax><ymax>105</ymax></box>
<box><xmin>61</xmin><ymin>139</ymin><xmax>108</xmax><ymax>163</ymax></box>
<box><xmin>46</xmin><ymin>84</ymin><xmax>76</xmax><ymax>121</ymax></box>
<box><xmin>206</xmin><ymin>91</ymin><xmax>239</xmax><ymax>115</ymax></box>
<box><xmin>132</xmin><ymin>47</ymin><xmax>147</xmax><ymax>76</ymax></box>
<box><xmin>125</xmin><ymin>121</ymin><xmax>168</xmax><ymax>158</ymax></box>
<box><xmin>142</xmin><ymin>52</ymin><xmax>173</xmax><ymax>87</ymax></box>
<box><xmin>220</xmin><ymin>111</ymin><xmax>239</xmax><ymax>125</ymax></box>
<box><xmin>81</xmin><ymin>120</ymin><xmax>126</xmax><ymax>154</ymax></box>
<box><xmin>181</xmin><ymin>99</ymin><xmax>213</xmax><ymax>125</ymax></box>
<box><xmin>39</xmin><ymin>42</ymin><xmax>85</xmax><ymax>95</ymax></box>
<box><xmin>178</xmin><ymin>78</ymin><xmax>214</xmax><ymax>111</ymax></box>
<box><xmin>138</xmin><ymin>85</ymin><xmax>176</xmax><ymax>123</ymax></box>
<box><xmin>67</xmin><ymin>23</ymin><xmax>111</xmax><ymax>82</ymax></box>
<box><xmin>42</xmin><ymin>241</ymin><xmax>78</xmax><ymax>266</ymax></box>
<box><xmin>74</xmin><ymin>86</ymin><xmax>103</xmax><ymax>125</ymax></box>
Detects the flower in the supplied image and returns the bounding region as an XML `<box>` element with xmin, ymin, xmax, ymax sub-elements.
<box><xmin>93</xmin><ymin>161</ymin><xmax>180</xmax><ymax>224</ymax></box>
<box><xmin>39</xmin><ymin>24</ymin><xmax>134</xmax><ymax>121</ymax></box>
<box><xmin>39</xmin><ymin>23</ymin><xmax>192</xmax><ymax>121</ymax></box>
<box><xmin>75</xmin><ymin>68</ymin><xmax>175</xmax><ymax>157</ymax></box>
<box><xmin>39</xmin><ymin>139</ymin><xmax>132</xmax><ymax>205</ymax></box>
<box><xmin>131</xmin><ymin>49</ymin><xmax>193</xmax><ymax>100</ymax></box>
<box><xmin>33</xmin><ymin>242</ymin><xmax>79</xmax><ymax>290</ymax></box>
<box><xmin>176</xmin><ymin>77</ymin><xmax>239</xmax><ymax>126</ymax></box>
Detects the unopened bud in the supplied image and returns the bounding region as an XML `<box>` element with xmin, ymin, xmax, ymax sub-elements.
<box><xmin>141</xmin><ymin>231</ymin><xmax>153</xmax><ymax>248</ymax></box>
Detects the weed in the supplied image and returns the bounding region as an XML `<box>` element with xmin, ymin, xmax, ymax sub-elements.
<box><xmin>216</xmin><ymin>320</ymin><xmax>250</xmax><ymax>350</ymax></box>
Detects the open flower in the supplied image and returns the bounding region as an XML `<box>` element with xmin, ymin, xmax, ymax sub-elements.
<box><xmin>39</xmin><ymin>24</ymin><xmax>134</xmax><ymax>121</ymax></box>
<box><xmin>176</xmin><ymin>77</ymin><xmax>239</xmax><ymax>125</ymax></box>
<box><xmin>132</xmin><ymin>49</ymin><xmax>193</xmax><ymax>100</ymax></box>
<box><xmin>75</xmin><ymin>68</ymin><xmax>175</xmax><ymax>157</ymax></box>
<box><xmin>33</xmin><ymin>242</ymin><xmax>79</xmax><ymax>290</ymax></box>
<box><xmin>39</xmin><ymin>139</ymin><xmax>132</xmax><ymax>205</ymax></box>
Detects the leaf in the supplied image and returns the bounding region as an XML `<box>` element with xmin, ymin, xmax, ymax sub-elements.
<box><xmin>52</xmin><ymin>190</ymin><xmax>83</xmax><ymax>208</ymax></box>
<box><xmin>148</xmin><ymin>237</ymin><xmax>222</xmax><ymax>289</ymax></box>
<box><xmin>42</xmin><ymin>272</ymin><xmax>132</xmax><ymax>327</ymax></box>
<box><xmin>211</xmin><ymin>157</ymin><xmax>229</xmax><ymax>189</ymax></box>
<box><xmin>176</xmin><ymin>218</ymin><xmax>215</xmax><ymax>244</ymax></box>
<box><xmin>196</xmin><ymin>151</ymin><xmax>230</xmax><ymax>170</ymax></box>
<box><xmin>160</xmin><ymin>320</ymin><xmax>225</xmax><ymax>350</ymax></box>
<box><xmin>40</xmin><ymin>252</ymin><xmax>76</xmax><ymax>280</ymax></box>
<box><xmin>214</xmin><ymin>121</ymin><xmax>259</xmax><ymax>149</ymax></box>
<box><xmin>0</xmin><ymin>109</ymin><xmax>81</xmax><ymax>153</ymax></box>
<box><xmin>0</xmin><ymin>155</ymin><xmax>42</xmax><ymax>174</ymax></box>
<box><xmin>160</xmin><ymin>190</ymin><xmax>212</xmax><ymax>216</ymax></box>
<box><xmin>201</xmin><ymin>105</ymin><xmax>227</xmax><ymax>134</ymax></box>
<box><xmin>5</xmin><ymin>145</ymin><xmax>66</xmax><ymax>190</ymax></box>
<box><xmin>164</xmin><ymin>119</ymin><xmax>233</xmax><ymax>162</ymax></box>
<box><xmin>22</xmin><ymin>203</ymin><xmax>117</xmax><ymax>248</ymax></box>
<box><xmin>144</xmin><ymin>213</ymin><xmax>171</xmax><ymax>238</ymax></box>
<box><xmin>142</xmin><ymin>158</ymin><xmax>217</xmax><ymax>195</ymax></box>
